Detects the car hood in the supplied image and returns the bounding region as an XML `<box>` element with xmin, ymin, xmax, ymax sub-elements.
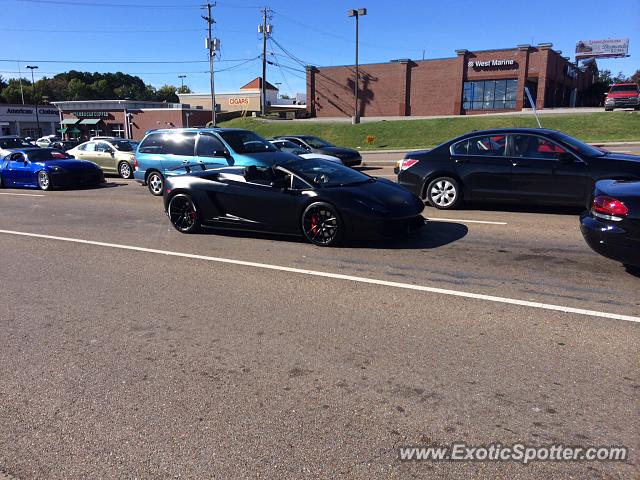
<box><xmin>41</xmin><ymin>159</ymin><xmax>100</xmax><ymax>171</ymax></box>
<box><xmin>299</xmin><ymin>153</ymin><xmax>341</xmax><ymax>163</ymax></box>
<box><xmin>607</xmin><ymin>92</ymin><xmax>638</xmax><ymax>98</ymax></box>
<box><xmin>338</xmin><ymin>177</ymin><xmax>424</xmax><ymax>214</ymax></box>
<box><xmin>318</xmin><ymin>146</ymin><xmax>361</xmax><ymax>158</ymax></box>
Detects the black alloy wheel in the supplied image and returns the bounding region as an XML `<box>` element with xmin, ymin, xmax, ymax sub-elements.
<box><xmin>302</xmin><ymin>202</ymin><xmax>343</xmax><ymax>246</ymax></box>
<box><xmin>168</xmin><ymin>194</ymin><xmax>201</xmax><ymax>233</ymax></box>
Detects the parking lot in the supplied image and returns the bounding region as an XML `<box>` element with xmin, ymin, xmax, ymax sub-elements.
<box><xmin>0</xmin><ymin>149</ymin><xmax>638</xmax><ymax>479</ymax></box>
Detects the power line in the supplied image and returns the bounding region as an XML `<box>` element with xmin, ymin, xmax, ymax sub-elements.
<box><xmin>0</xmin><ymin>58</ymin><xmax>256</xmax><ymax>64</ymax></box>
<box><xmin>16</xmin><ymin>0</ymin><xmax>261</xmax><ymax>8</ymax></box>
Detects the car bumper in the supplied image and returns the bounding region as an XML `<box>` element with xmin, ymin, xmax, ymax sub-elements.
<box><xmin>605</xmin><ymin>97</ymin><xmax>640</xmax><ymax>108</ymax></box>
<box><xmin>346</xmin><ymin>210</ymin><xmax>426</xmax><ymax>239</ymax></box>
<box><xmin>580</xmin><ymin>214</ymin><xmax>640</xmax><ymax>267</ymax></box>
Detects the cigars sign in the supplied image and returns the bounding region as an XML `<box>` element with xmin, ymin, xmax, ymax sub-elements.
<box><xmin>468</xmin><ymin>59</ymin><xmax>517</xmax><ymax>70</ymax></box>
<box><xmin>228</xmin><ymin>97</ymin><xmax>250</xmax><ymax>106</ymax></box>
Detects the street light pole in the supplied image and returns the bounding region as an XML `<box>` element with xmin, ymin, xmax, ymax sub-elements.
<box><xmin>178</xmin><ymin>74</ymin><xmax>186</xmax><ymax>92</ymax></box>
<box><xmin>26</xmin><ymin>65</ymin><xmax>40</xmax><ymax>136</ymax></box>
<box><xmin>348</xmin><ymin>8</ymin><xmax>366</xmax><ymax>124</ymax></box>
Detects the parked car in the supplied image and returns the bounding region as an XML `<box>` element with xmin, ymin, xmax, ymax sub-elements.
<box><xmin>396</xmin><ymin>128</ymin><xmax>640</xmax><ymax>210</ymax></box>
<box><xmin>0</xmin><ymin>136</ymin><xmax>35</xmax><ymax>157</ymax></box>
<box><xmin>604</xmin><ymin>83</ymin><xmax>640</xmax><ymax>111</ymax></box>
<box><xmin>0</xmin><ymin>148</ymin><xmax>104</xmax><ymax>190</ymax></box>
<box><xmin>268</xmin><ymin>139</ymin><xmax>342</xmax><ymax>163</ymax></box>
<box><xmin>50</xmin><ymin>139</ymin><xmax>80</xmax><ymax>152</ymax></box>
<box><xmin>273</xmin><ymin>135</ymin><xmax>362</xmax><ymax>167</ymax></box>
<box><xmin>68</xmin><ymin>139</ymin><xmax>138</xmax><ymax>179</ymax></box>
<box><xmin>580</xmin><ymin>180</ymin><xmax>640</xmax><ymax>269</ymax></box>
<box><xmin>35</xmin><ymin>135</ymin><xmax>61</xmax><ymax>148</ymax></box>
<box><xmin>134</xmin><ymin>128</ymin><xmax>300</xmax><ymax>196</ymax></box>
<box><xmin>163</xmin><ymin>157</ymin><xmax>424</xmax><ymax>246</ymax></box>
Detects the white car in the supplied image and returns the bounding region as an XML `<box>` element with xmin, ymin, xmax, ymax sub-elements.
<box><xmin>269</xmin><ymin>139</ymin><xmax>342</xmax><ymax>164</ymax></box>
<box><xmin>35</xmin><ymin>135</ymin><xmax>61</xmax><ymax>148</ymax></box>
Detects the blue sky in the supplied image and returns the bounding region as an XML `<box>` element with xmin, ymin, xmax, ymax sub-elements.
<box><xmin>2</xmin><ymin>0</ymin><xmax>639</xmax><ymax>97</ymax></box>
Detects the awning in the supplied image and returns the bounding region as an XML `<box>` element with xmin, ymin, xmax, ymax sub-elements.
<box><xmin>57</xmin><ymin>127</ymin><xmax>68</xmax><ymax>133</ymax></box>
<box><xmin>68</xmin><ymin>127</ymin><xmax>81</xmax><ymax>134</ymax></box>
<box><xmin>79</xmin><ymin>118</ymin><xmax>102</xmax><ymax>125</ymax></box>
<box><xmin>60</xmin><ymin>118</ymin><xmax>79</xmax><ymax>125</ymax></box>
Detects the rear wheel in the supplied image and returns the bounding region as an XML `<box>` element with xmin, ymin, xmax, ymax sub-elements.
<box><xmin>37</xmin><ymin>170</ymin><xmax>51</xmax><ymax>191</ymax></box>
<box><xmin>147</xmin><ymin>171</ymin><xmax>164</xmax><ymax>196</ymax></box>
<box><xmin>118</xmin><ymin>161</ymin><xmax>133</xmax><ymax>179</ymax></box>
<box><xmin>604</xmin><ymin>107</ymin><xmax>614</xmax><ymax>112</ymax></box>
<box><xmin>168</xmin><ymin>194</ymin><xmax>200</xmax><ymax>233</ymax></box>
<box><xmin>426</xmin><ymin>176</ymin><xmax>462</xmax><ymax>209</ymax></box>
<box><xmin>301</xmin><ymin>202</ymin><xmax>343</xmax><ymax>246</ymax></box>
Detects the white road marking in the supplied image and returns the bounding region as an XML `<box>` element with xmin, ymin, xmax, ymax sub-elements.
<box><xmin>428</xmin><ymin>217</ymin><xmax>507</xmax><ymax>225</ymax></box>
<box><xmin>0</xmin><ymin>229</ymin><xmax>637</xmax><ymax>324</ymax></box>
<box><xmin>0</xmin><ymin>192</ymin><xmax>44</xmax><ymax>197</ymax></box>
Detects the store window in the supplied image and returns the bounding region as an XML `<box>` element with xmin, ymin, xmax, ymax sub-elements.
<box><xmin>110</xmin><ymin>124</ymin><xmax>125</xmax><ymax>138</ymax></box>
<box><xmin>463</xmin><ymin>79</ymin><xmax>517</xmax><ymax>110</ymax></box>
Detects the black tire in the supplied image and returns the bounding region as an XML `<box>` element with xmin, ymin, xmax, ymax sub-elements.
<box><xmin>604</xmin><ymin>107</ymin><xmax>614</xmax><ymax>112</ymax></box>
<box><xmin>425</xmin><ymin>176</ymin><xmax>462</xmax><ymax>209</ymax></box>
<box><xmin>118</xmin><ymin>161</ymin><xmax>134</xmax><ymax>179</ymax></box>
<box><xmin>37</xmin><ymin>170</ymin><xmax>51</xmax><ymax>191</ymax></box>
<box><xmin>168</xmin><ymin>194</ymin><xmax>201</xmax><ymax>233</ymax></box>
<box><xmin>147</xmin><ymin>171</ymin><xmax>164</xmax><ymax>196</ymax></box>
<box><xmin>301</xmin><ymin>202</ymin><xmax>343</xmax><ymax>246</ymax></box>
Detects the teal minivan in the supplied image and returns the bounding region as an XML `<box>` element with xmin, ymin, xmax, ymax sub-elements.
<box><xmin>134</xmin><ymin>128</ymin><xmax>299</xmax><ymax>195</ymax></box>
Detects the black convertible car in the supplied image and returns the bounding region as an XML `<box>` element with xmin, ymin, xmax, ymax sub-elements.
<box><xmin>163</xmin><ymin>158</ymin><xmax>424</xmax><ymax>246</ymax></box>
<box><xmin>580</xmin><ymin>180</ymin><xmax>640</xmax><ymax>269</ymax></box>
<box><xmin>396</xmin><ymin>128</ymin><xmax>640</xmax><ymax>209</ymax></box>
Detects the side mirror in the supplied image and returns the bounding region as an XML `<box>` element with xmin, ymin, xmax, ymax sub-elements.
<box><xmin>555</xmin><ymin>152</ymin><xmax>574</xmax><ymax>163</ymax></box>
<box><xmin>270</xmin><ymin>177</ymin><xmax>289</xmax><ymax>189</ymax></box>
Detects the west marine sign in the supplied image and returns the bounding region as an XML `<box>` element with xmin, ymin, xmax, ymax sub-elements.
<box><xmin>468</xmin><ymin>59</ymin><xmax>516</xmax><ymax>68</ymax></box>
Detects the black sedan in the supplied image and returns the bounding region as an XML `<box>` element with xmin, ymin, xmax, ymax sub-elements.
<box><xmin>580</xmin><ymin>180</ymin><xmax>640</xmax><ymax>269</ymax></box>
<box><xmin>396</xmin><ymin>128</ymin><xmax>640</xmax><ymax>209</ymax></box>
<box><xmin>273</xmin><ymin>135</ymin><xmax>362</xmax><ymax>167</ymax></box>
<box><xmin>163</xmin><ymin>158</ymin><xmax>424</xmax><ymax>246</ymax></box>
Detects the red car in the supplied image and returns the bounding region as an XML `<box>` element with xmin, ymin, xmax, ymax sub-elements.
<box><xmin>604</xmin><ymin>83</ymin><xmax>640</xmax><ymax>111</ymax></box>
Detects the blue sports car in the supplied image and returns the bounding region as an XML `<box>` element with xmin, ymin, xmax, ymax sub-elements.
<box><xmin>0</xmin><ymin>148</ymin><xmax>105</xmax><ymax>191</ymax></box>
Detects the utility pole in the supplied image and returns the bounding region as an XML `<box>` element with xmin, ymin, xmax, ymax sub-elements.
<box><xmin>178</xmin><ymin>74</ymin><xmax>186</xmax><ymax>92</ymax></box>
<box><xmin>202</xmin><ymin>3</ymin><xmax>218</xmax><ymax>125</ymax></box>
<box><xmin>26</xmin><ymin>65</ymin><xmax>40</xmax><ymax>136</ymax></box>
<box><xmin>348</xmin><ymin>8</ymin><xmax>366</xmax><ymax>124</ymax></box>
<box><xmin>258</xmin><ymin>8</ymin><xmax>272</xmax><ymax>116</ymax></box>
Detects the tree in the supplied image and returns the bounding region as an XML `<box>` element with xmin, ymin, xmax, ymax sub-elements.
<box><xmin>155</xmin><ymin>84</ymin><xmax>180</xmax><ymax>103</ymax></box>
<box><xmin>631</xmin><ymin>69</ymin><xmax>640</xmax><ymax>86</ymax></box>
<box><xmin>1</xmin><ymin>78</ymin><xmax>32</xmax><ymax>104</ymax></box>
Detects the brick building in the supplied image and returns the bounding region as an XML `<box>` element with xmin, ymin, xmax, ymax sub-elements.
<box><xmin>53</xmin><ymin>100</ymin><xmax>214</xmax><ymax>141</ymax></box>
<box><xmin>306</xmin><ymin>43</ymin><xmax>598</xmax><ymax>118</ymax></box>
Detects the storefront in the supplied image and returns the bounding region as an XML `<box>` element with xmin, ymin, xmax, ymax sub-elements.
<box><xmin>0</xmin><ymin>104</ymin><xmax>60</xmax><ymax>137</ymax></box>
<box><xmin>53</xmin><ymin>100</ymin><xmax>214</xmax><ymax>141</ymax></box>
<box><xmin>306</xmin><ymin>43</ymin><xmax>598</xmax><ymax>118</ymax></box>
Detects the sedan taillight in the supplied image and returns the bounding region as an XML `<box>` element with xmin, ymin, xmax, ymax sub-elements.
<box><xmin>592</xmin><ymin>195</ymin><xmax>629</xmax><ymax>220</ymax></box>
<box><xmin>396</xmin><ymin>158</ymin><xmax>419</xmax><ymax>171</ymax></box>
<box><xmin>133</xmin><ymin>157</ymin><xmax>139</xmax><ymax>171</ymax></box>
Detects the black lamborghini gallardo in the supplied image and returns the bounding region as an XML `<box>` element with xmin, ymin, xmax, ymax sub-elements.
<box><xmin>163</xmin><ymin>158</ymin><xmax>425</xmax><ymax>246</ymax></box>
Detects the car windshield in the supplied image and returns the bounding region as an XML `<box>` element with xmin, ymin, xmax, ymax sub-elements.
<box><xmin>112</xmin><ymin>140</ymin><xmax>135</xmax><ymax>152</ymax></box>
<box><xmin>301</xmin><ymin>136</ymin><xmax>334</xmax><ymax>148</ymax></box>
<box><xmin>219</xmin><ymin>131</ymin><xmax>277</xmax><ymax>154</ymax></box>
<box><xmin>0</xmin><ymin>137</ymin><xmax>32</xmax><ymax>149</ymax></box>
<box><xmin>290</xmin><ymin>158</ymin><xmax>371</xmax><ymax>187</ymax></box>
<box><xmin>29</xmin><ymin>150</ymin><xmax>73</xmax><ymax>161</ymax></box>
<box><xmin>610</xmin><ymin>85</ymin><xmax>638</xmax><ymax>93</ymax></box>
<box><xmin>550</xmin><ymin>132</ymin><xmax>605</xmax><ymax>157</ymax></box>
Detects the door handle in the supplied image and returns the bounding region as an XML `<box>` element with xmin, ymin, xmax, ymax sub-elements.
<box><xmin>453</xmin><ymin>157</ymin><xmax>468</xmax><ymax>163</ymax></box>
<box><xmin>512</xmin><ymin>161</ymin><xmax>531</xmax><ymax>167</ymax></box>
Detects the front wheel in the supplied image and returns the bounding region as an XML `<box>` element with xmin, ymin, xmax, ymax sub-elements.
<box><xmin>118</xmin><ymin>161</ymin><xmax>134</xmax><ymax>179</ymax></box>
<box><xmin>301</xmin><ymin>202</ymin><xmax>343</xmax><ymax>246</ymax></box>
<box><xmin>168</xmin><ymin>194</ymin><xmax>201</xmax><ymax>233</ymax></box>
<box><xmin>147</xmin><ymin>171</ymin><xmax>164</xmax><ymax>196</ymax></box>
<box><xmin>426</xmin><ymin>176</ymin><xmax>462</xmax><ymax>209</ymax></box>
<box><xmin>37</xmin><ymin>170</ymin><xmax>51</xmax><ymax>191</ymax></box>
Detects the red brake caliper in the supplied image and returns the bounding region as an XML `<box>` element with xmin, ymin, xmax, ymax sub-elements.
<box><xmin>310</xmin><ymin>215</ymin><xmax>318</xmax><ymax>235</ymax></box>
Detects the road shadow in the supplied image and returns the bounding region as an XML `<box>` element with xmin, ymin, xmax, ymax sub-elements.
<box><xmin>197</xmin><ymin>220</ymin><xmax>468</xmax><ymax>250</ymax></box>
<box><xmin>450</xmin><ymin>202</ymin><xmax>585</xmax><ymax>216</ymax></box>
<box><xmin>624</xmin><ymin>264</ymin><xmax>640</xmax><ymax>278</ymax></box>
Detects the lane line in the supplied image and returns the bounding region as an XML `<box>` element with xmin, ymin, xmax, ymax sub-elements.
<box><xmin>0</xmin><ymin>192</ymin><xmax>45</xmax><ymax>197</ymax></box>
<box><xmin>428</xmin><ymin>217</ymin><xmax>507</xmax><ymax>225</ymax></box>
<box><xmin>0</xmin><ymin>228</ymin><xmax>637</xmax><ymax>324</ymax></box>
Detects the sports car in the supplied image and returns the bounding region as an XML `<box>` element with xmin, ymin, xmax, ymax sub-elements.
<box><xmin>0</xmin><ymin>148</ymin><xmax>105</xmax><ymax>190</ymax></box>
<box><xmin>163</xmin><ymin>157</ymin><xmax>424</xmax><ymax>246</ymax></box>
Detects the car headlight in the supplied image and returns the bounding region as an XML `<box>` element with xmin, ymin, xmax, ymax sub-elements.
<box><xmin>605</xmin><ymin>97</ymin><xmax>614</xmax><ymax>103</ymax></box>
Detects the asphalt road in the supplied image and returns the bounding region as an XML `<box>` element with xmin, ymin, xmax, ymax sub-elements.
<box><xmin>0</xmin><ymin>167</ymin><xmax>638</xmax><ymax>479</ymax></box>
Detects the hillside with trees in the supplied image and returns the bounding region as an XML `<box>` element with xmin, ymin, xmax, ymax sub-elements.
<box><xmin>0</xmin><ymin>71</ymin><xmax>191</xmax><ymax>104</ymax></box>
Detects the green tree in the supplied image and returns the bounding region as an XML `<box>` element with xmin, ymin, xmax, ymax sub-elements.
<box><xmin>1</xmin><ymin>78</ymin><xmax>32</xmax><ymax>104</ymax></box>
<box><xmin>155</xmin><ymin>84</ymin><xmax>180</xmax><ymax>103</ymax></box>
<box><xmin>631</xmin><ymin>69</ymin><xmax>640</xmax><ymax>86</ymax></box>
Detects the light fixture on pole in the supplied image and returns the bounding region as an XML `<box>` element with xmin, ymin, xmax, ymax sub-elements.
<box><xmin>26</xmin><ymin>65</ymin><xmax>41</xmax><ymax>136</ymax></box>
<box><xmin>178</xmin><ymin>74</ymin><xmax>186</xmax><ymax>93</ymax></box>
<box><xmin>347</xmin><ymin>8</ymin><xmax>366</xmax><ymax>124</ymax></box>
